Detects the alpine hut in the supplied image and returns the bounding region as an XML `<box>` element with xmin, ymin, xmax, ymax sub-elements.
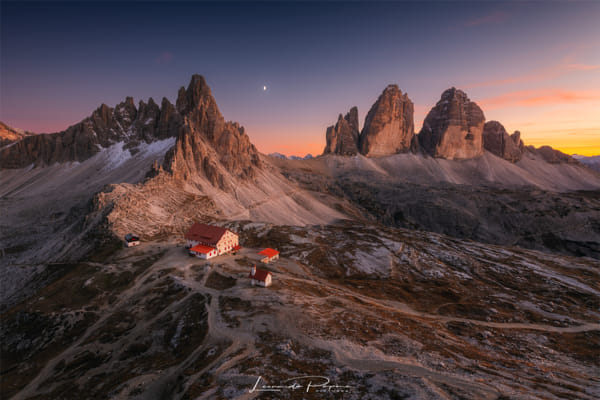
<box><xmin>249</xmin><ymin>265</ymin><xmax>272</xmax><ymax>287</ymax></box>
<box><xmin>185</xmin><ymin>223</ymin><xmax>239</xmax><ymax>259</ymax></box>
<box><xmin>124</xmin><ymin>233</ymin><xmax>141</xmax><ymax>247</ymax></box>
<box><xmin>258</xmin><ymin>248</ymin><xmax>279</xmax><ymax>264</ymax></box>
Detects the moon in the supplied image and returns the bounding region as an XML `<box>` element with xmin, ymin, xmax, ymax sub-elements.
<box><xmin>263</xmin><ymin>85</ymin><xmax>267</xmax><ymax>91</ymax></box>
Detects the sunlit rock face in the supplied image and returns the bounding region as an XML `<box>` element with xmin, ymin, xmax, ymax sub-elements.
<box><xmin>419</xmin><ymin>87</ymin><xmax>485</xmax><ymax>160</ymax></box>
<box><xmin>359</xmin><ymin>84</ymin><xmax>415</xmax><ymax>157</ymax></box>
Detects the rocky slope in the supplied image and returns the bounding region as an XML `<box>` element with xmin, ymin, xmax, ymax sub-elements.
<box><xmin>323</xmin><ymin>107</ymin><xmax>360</xmax><ymax>156</ymax></box>
<box><xmin>419</xmin><ymin>87</ymin><xmax>485</xmax><ymax>160</ymax></box>
<box><xmin>2</xmin><ymin>222</ymin><xmax>598</xmax><ymax>399</ymax></box>
<box><xmin>273</xmin><ymin>152</ymin><xmax>600</xmax><ymax>258</ymax></box>
<box><xmin>359</xmin><ymin>84</ymin><xmax>416</xmax><ymax>157</ymax></box>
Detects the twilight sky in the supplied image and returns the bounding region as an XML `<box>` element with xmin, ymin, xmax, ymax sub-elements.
<box><xmin>1</xmin><ymin>1</ymin><xmax>599</xmax><ymax>156</ymax></box>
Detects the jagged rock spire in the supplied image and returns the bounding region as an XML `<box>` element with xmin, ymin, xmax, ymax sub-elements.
<box><xmin>323</xmin><ymin>106</ymin><xmax>360</xmax><ymax>156</ymax></box>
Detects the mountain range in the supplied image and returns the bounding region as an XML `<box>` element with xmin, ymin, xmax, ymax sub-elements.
<box><xmin>1</xmin><ymin>75</ymin><xmax>599</xmax><ymax>400</ymax></box>
<box><xmin>573</xmin><ymin>154</ymin><xmax>600</xmax><ymax>172</ymax></box>
<box><xmin>322</xmin><ymin>84</ymin><xmax>581</xmax><ymax>166</ymax></box>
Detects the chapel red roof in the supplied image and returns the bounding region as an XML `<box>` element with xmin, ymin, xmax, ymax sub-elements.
<box><xmin>185</xmin><ymin>223</ymin><xmax>230</xmax><ymax>244</ymax></box>
<box><xmin>190</xmin><ymin>244</ymin><xmax>216</xmax><ymax>254</ymax></box>
<box><xmin>258</xmin><ymin>248</ymin><xmax>279</xmax><ymax>258</ymax></box>
<box><xmin>249</xmin><ymin>268</ymin><xmax>272</xmax><ymax>282</ymax></box>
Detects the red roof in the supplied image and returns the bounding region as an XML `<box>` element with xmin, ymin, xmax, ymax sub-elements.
<box><xmin>190</xmin><ymin>244</ymin><xmax>216</xmax><ymax>254</ymax></box>
<box><xmin>185</xmin><ymin>223</ymin><xmax>231</xmax><ymax>245</ymax></box>
<box><xmin>258</xmin><ymin>248</ymin><xmax>279</xmax><ymax>258</ymax></box>
<box><xmin>249</xmin><ymin>268</ymin><xmax>272</xmax><ymax>282</ymax></box>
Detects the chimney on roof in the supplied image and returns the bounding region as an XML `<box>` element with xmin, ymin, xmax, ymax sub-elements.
<box><xmin>251</xmin><ymin>265</ymin><xmax>256</xmax><ymax>276</ymax></box>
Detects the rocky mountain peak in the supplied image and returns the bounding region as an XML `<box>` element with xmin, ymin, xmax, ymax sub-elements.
<box><xmin>323</xmin><ymin>107</ymin><xmax>360</xmax><ymax>156</ymax></box>
<box><xmin>115</xmin><ymin>97</ymin><xmax>137</xmax><ymax>120</ymax></box>
<box><xmin>418</xmin><ymin>87</ymin><xmax>485</xmax><ymax>159</ymax></box>
<box><xmin>482</xmin><ymin>120</ymin><xmax>523</xmax><ymax>163</ymax></box>
<box><xmin>161</xmin><ymin>75</ymin><xmax>261</xmax><ymax>188</ymax></box>
<box><xmin>125</xmin><ymin>96</ymin><xmax>135</xmax><ymax>107</ymax></box>
<box><xmin>176</xmin><ymin>74</ymin><xmax>217</xmax><ymax>117</ymax></box>
<box><xmin>359</xmin><ymin>84</ymin><xmax>415</xmax><ymax>157</ymax></box>
<box><xmin>92</xmin><ymin>103</ymin><xmax>113</xmax><ymax>126</ymax></box>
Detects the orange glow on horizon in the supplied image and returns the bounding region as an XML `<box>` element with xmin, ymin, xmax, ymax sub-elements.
<box><xmin>479</xmin><ymin>89</ymin><xmax>600</xmax><ymax>110</ymax></box>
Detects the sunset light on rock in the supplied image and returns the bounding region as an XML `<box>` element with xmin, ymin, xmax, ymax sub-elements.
<box><xmin>1</xmin><ymin>2</ymin><xmax>599</xmax><ymax>399</ymax></box>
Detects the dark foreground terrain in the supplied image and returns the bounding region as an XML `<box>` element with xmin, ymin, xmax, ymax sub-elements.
<box><xmin>2</xmin><ymin>221</ymin><xmax>598</xmax><ymax>399</ymax></box>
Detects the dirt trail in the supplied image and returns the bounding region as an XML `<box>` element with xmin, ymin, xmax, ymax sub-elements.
<box><xmin>16</xmin><ymin>247</ymin><xmax>175</xmax><ymax>398</ymax></box>
<box><xmin>12</xmin><ymin>240</ymin><xmax>599</xmax><ymax>400</ymax></box>
<box><xmin>172</xmin><ymin>264</ymin><xmax>259</xmax><ymax>400</ymax></box>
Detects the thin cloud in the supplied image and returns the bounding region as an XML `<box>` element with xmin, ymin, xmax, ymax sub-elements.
<box><xmin>480</xmin><ymin>89</ymin><xmax>600</xmax><ymax>110</ymax></box>
<box><xmin>155</xmin><ymin>51</ymin><xmax>173</xmax><ymax>64</ymax></box>
<box><xmin>464</xmin><ymin>10</ymin><xmax>508</xmax><ymax>27</ymax></box>
<box><xmin>464</xmin><ymin>62</ymin><xmax>600</xmax><ymax>89</ymax></box>
<box><xmin>565</xmin><ymin>63</ymin><xmax>600</xmax><ymax>71</ymax></box>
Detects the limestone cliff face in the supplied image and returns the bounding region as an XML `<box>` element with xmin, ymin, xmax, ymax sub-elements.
<box><xmin>418</xmin><ymin>88</ymin><xmax>485</xmax><ymax>160</ymax></box>
<box><xmin>359</xmin><ymin>85</ymin><xmax>415</xmax><ymax>157</ymax></box>
<box><xmin>323</xmin><ymin>107</ymin><xmax>359</xmax><ymax>156</ymax></box>
<box><xmin>483</xmin><ymin>121</ymin><xmax>523</xmax><ymax>163</ymax></box>
<box><xmin>162</xmin><ymin>75</ymin><xmax>261</xmax><ymax>189</ymax></box>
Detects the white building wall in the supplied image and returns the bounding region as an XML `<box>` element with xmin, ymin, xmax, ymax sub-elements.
<box><xmin>216</xmin><ymin>231</ymin><xmax>239</xmax><ymax>255</ymax></box>
<box><xmin>250</xmin><ymin>275</ymin><xmax>272</xmax><ymax>287</ymax></box>
<box><xmin>191</xmin><ymin>249</ymin><xmax>217</xmax><ymax>259</ymax></box>
<box><xmin>187</xmin><ymin>229</ymin><xmax>238</xmax><ymax>255</ymax></box>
